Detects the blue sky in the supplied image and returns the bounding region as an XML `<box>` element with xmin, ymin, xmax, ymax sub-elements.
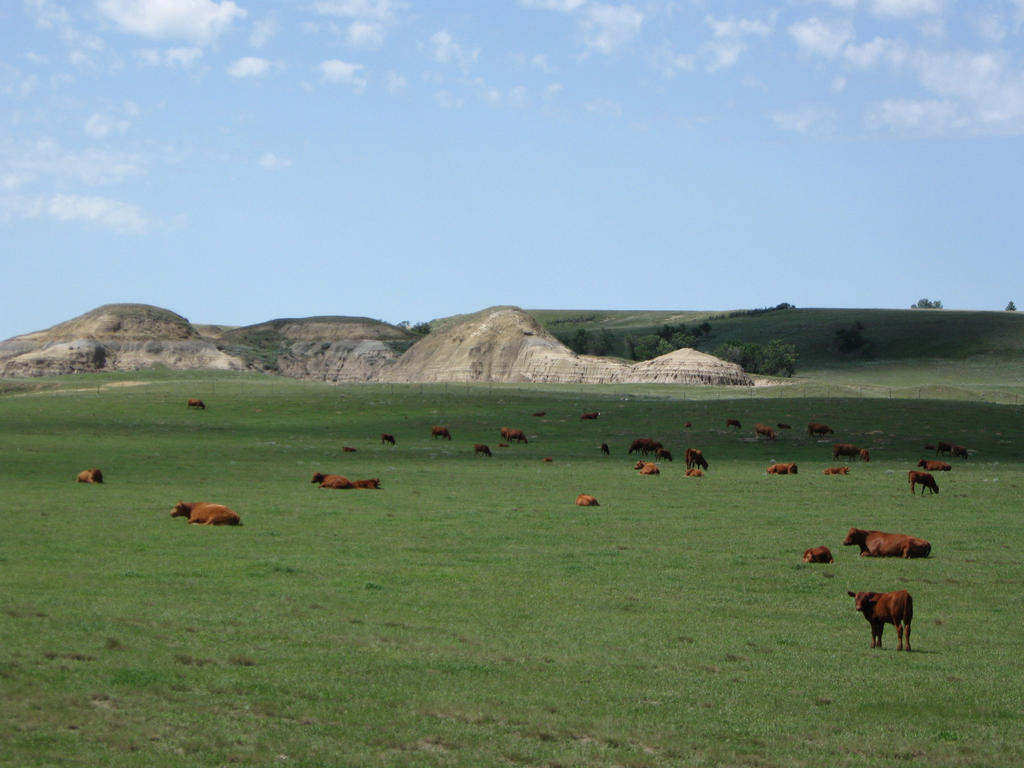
<box><xmin>2</xmin><ymin>0</ymin><xmax>1023</xmax><ymax>340</ymax></box>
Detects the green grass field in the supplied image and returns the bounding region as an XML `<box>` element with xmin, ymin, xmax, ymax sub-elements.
<box><xmin>2</xmin><ymin>371</ymin><xmax>1023</xmax><ymax>767</ymax></box>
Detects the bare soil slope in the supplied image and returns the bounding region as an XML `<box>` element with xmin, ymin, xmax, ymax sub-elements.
<box><xmin>381</xmin><ymin>306</ymin><xmax>752</xmax><ymax>385</ymax></box>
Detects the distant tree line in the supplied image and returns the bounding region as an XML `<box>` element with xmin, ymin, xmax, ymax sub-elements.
<box><xmin>713</xmin><ymin>339</ymin><xmax>798</xmax><ymax>377</ymax></box>
<box><xmin>912</xmin><ymin>298</ymin><xmax>943</xmax><ymax>309</ymax></box>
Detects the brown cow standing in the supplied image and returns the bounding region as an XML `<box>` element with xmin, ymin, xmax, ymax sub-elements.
<box><xmin>823</xmin><ymin>466</ymin><xmax>850</xmax><ymax>475</ymax></box>
<box><xmin>808</xmin><ymin>422</ymin><xmax>833</xmax><ymax>437</ymax></box>
<box><xmin>767</xmin><ymin>462</ymin><xmax>798</xmax><ymax>475</ymax></box>
<box><xmin>656</xmin><ymin>448</ymin><xmax>673</xmax><ymax>462</ymax></box>
<box><xmin>842</xmin><ymin>527</ymin><xmax>931</xmax><ymax>558</ymax></box>
<box><xmin>600</xmin><ymin>442</ymin><xmax>610</xmax><ymax>455</ymax></box>
<box><xmin>431</xmin><ymin>426</ymin><xmax>452</xmax><ymax>440</ymax></box>
<box><xmin>76</xmin><ymin>468</ymin><xmax>103</xmax><ymax>483</ymax></box>
<box><xmin>726</xmin><ymin>419</ymin><xmax>741</xmax><ymax>429</ymax></box>
<box><xmin>685</xmin><ymin>448</ymin><xmax>708</xmax><ymax>470</ymax></box>
<box><xmin>848</xmin><ymin>590</ymin><xmax>913</xmax><ymax>651</ymax></box>
<box><xmin>635</xmin><ymin>461</ymin><xmax>660</xmax><ymax>475</ymax></box>
<box><xmin>170</xmin><ymin>501</ymin><xmax>240</xmax><ymax>526</ymax></box>
<box><xmin>683</xmin><ymin>421</ymin><xmax>692</xmax><ymax>428</ymax></box>
<box><xmin>474</xmin><ymin>443</ymin><xmax>492</xmax><ymax>457</ymax></box>
<box><xmin>580</xmin><ymin>411</ymin><xmax>600</xmax><ymax>420</ymax></box>
<box><xmin>802</xmin><ymin>546</ymin><xmax>834</xmax><ymax>563</ymax></box>
<box><xmin>575</xmin><ymin>493</ymin><xmax>600</xmax><ymax>507</ymax></box>
<box><xmin>312</xmin><ymin>472</ymin><xmax>354</xmax><ymax>489</ymax></box>
<box><xmin>952</xmin><ymin>444</ymin><xmax>969</xmax><ymax>459</ymax></box>
<box><xmin>833</xmin><ymin>443</ymin><xmax>859</xmax><ymax>460</ymax></box>
<box><xmin>187</xmin><ymin>398</ymin><xmax>205</xmax><ymax>409</ymax></box>
<box><xmin>935</xmin><ymin>441</ymin><xmax>953</xmax><ymax>456</ymax></box>
<box><xmin>381</xmin><ymin>433</ymin><xmax>396</xmax><ymax>446</ymax></box>
<box><xmin>908</xmin><ymin>470</ymin><xmax>939</xmax><ymax>495</ymax></box>
<box><xmin>500</xmin><ymin>428</ymin><xmax>528</xmax><ymax>444</ymax></box>
<box><xmin>754</xmin><ymin>423</ymin><xmax>776</xmax><ymax>440</ymax></box>
<box><xmin>628</xmin><ymin>438</ymin><xmax>662</xmax><ymax>456</ymax></box>
<box><xmin>917</xmin><ymin>459</ymin><xmax>951</xmax><ymax>472</ymax></box>
<box><xmin>858</xmin><ymin>448</ymin><xmax>870</xmax><ymax>462</ymax></box>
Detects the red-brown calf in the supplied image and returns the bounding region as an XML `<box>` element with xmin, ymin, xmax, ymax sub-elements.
<box><xmin>848</xmin><ymin>590</ymin><xmax>913</xmax><ymax>651</ymax></box>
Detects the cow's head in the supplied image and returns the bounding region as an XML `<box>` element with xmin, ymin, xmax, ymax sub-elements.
<box><xmin>170</xmin><ymin>501</ymin><xmax>190</xmax><ymax>518</ymax></box>
<box><xmin>842</xmin><ymin>527</ymin><xmax>866</xmax><ymax>546</ymax></box>
<box><xmin>848</xmin><ymin>591</ymin><xmax>879</xmax><ymax>613</ymax></box>
<box><xmin>311</xmin><ymin>472</ymin><xmax>325</xmax><ymax>484</ymax></box>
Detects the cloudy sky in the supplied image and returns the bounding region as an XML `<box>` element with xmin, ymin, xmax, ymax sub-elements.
<box><xmin>2</xmin><ymin>0</ymin><xmax>1023</xmax><ymax>339</ymax></box>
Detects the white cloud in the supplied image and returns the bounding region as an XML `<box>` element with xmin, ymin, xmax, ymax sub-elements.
<box><xmin>582</xmin><ymin>4</ymin><xmax>643</xmax><ymax>54</ymax></box>
<box><xmin>788</xmin><ymin>17</ymin><xmax>853</xmax><ymax>58</ymax></box>
<box><xmin>531</xmin><ymin>54</ymin><xmax>552</xmax><ymax>72</ymax></box>
<box><xmin>1</xmin><ymin>139</ymin><xmax>144</xmax><ymax>187</ymax></box>
<box><xmin>227</xmin><ymin>57</ymin><xmax>271</xmax><ymax>78</ymax></box>
<box><xmin>867</xmin><ymin>98</ymin><xmax>961</xmax><ymax>132</ymax></box>
<box><xmin>347</xmin><ymin>21</ymin><xmax>386</xmax><ymax>48</ymax></box>
<box><xmin>2</xmin><ymin>193</ymin><xmax>148</xmax><ymax>233</ymax></box>
<box><xmin>84</xmin><ymin>112</ymin><xmax>132</xmax><ymax>138</ymax></box>
<box><xmin>385</xmin><ymin>71</ymin><xmax>407</xmax><ymax>93</ymax></box>
<box><xmin>870</xmin><ymin>0</ymin><xmax>943</xmax><ymax>18</ymax></box>
<box><xmin>97</xmin><ymin>0</ymin><xmax>246</xmax><ymax>45</ymax></box>
<box><xmin>313</xmin><ymin>0</ymin><xmax>404</xmax><ymax>23</ymax></box>
<box><xmin>770</xmin><ymin>105</ymin><xmax>836</xmax><ymax>133</ymax></box>
<box><xmin>431</xmin><ymin>30</ymin><xmax>479</xmax><ymax>67</ymax></box>
<box><xmin>704</xmin><ymin>41</ymin><xmax>745</xmax><ymax>71</ymax></box>
<box><xmin>584</xmin><ymin>98</ymin><xmax>622</xmax><ymax>116</ymax></box>
<box><xmin>843</xmin><ymin>36</ymin><xmax>907</xmax><ymax>69</ymax></box>
<box><xmin>137</xmin><ymin>47</ymin><xmax>204</xmax><ymax>67</ymax></box>
<box><xmin>706</xmin><ymin>14</ymin><xmax>774</xmax><ymax>39</ymax></box>
<box><xmin>258</xmin><ymin>153</ymin><xmax>291</xmax><ymax>170</ymax></box>
<box><xmin>970</xmin><ymin>13</ymin><xmax>1007</xmax><ymax>44</ymax></box>
<box><xmin>434</xmin><ymin>90</ymin><xmax>463</xmax><ymax>108</ymax></box>
<box><xmin>249</xmin><ymin>19</ymin><xmax>277</xmax><ymax>48</ymax></box>
<box><xmin>520</xmin><ymin>0</ymin><xmax>586</xmax><ymax>10</ymax></box>
<box><xmin>313</xmin><ymin>0</ymin><xmax>404</xmax><ymax>46</ymax></box>
<box><xmin>320</xmin><ymin>59</ymin><xmax>367</xmax><ymax>92</ymax></box>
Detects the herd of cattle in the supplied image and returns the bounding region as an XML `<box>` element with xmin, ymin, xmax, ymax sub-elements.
<box><xmin>72</xmin><ymin>399</ymin><xmax>979</xmax><ymax>651</ymax></box>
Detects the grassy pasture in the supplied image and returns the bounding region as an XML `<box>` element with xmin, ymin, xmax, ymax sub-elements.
<box><xmin>2</xmin><ymin>372</ymin><xmax>1023</xmax><ymax>767</ymax></box>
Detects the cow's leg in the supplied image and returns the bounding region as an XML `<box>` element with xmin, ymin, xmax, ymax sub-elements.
<box><xmin>896</xmin><ymin>623</ymin><xmax>904</xmax><ymax>651</ymax></box>
<box><xmin>871</xmin><ymin>622</ymin><xmax>883</xmax><ymax>648</ymax></box>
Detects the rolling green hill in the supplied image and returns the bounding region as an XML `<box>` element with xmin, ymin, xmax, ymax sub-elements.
<box><xmin>525</xmin><ymin>307</ymin><xmax>1024</xmax><ymax>370</ymax></box>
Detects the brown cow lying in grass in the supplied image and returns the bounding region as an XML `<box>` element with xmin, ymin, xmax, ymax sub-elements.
<box><xmin>187</xmin><ymin>398</ymin><xmax>205</xmax><ymax>409</ymax></box>
<box><xmin>352</xmin><ymin>478</ymin><xmax>381</xmax><ymax>489</ymax></box>
<box><xmin>823</xmin><ymin>466</ymin><xmax>850</xmax><ymax>475</ymax></box>
<box><xmin>575</xmin><ymin>493</ymin><xmax>600</xmax><ymax>507</ymax></box>
<box><xmin>917</xmin><ymin>459</ymin><xmax>951</xmax><ymax>472</ymax></box>
<box><xmin>685</xmin><ymin>468</ymin><xmax>704</xmax><ymax>477</ymax></box>
<box><xmin>767</xmin><ymin>463</ymin><xmax>798</xmax><ymax>475</ymax></box>
<box><xmin>312</xmin><ymin>472</ymin><xmax>354</xmax><ymax>489</ymax></box>
<box><xmin>635</xmin><ymin>461</ymin><xmax>660</xmax><ymax>475</ymax></box>
<box><xmin>580</xmin><ymin>411</ymin><xmax>600</xmax><ymax>420</ymax></box>
<box><xmin>908</xmin><ymin>470</ymin><xmax>939</xmax><ymax>495</ymax></box>
<box><xmin>848</xmin><ymin>590</ymin><xmax>913</xmax><ymax>651</ymax></box>
<box><xmin>342</xmin><ymin>446</ymin><xmax>357</xmax><ymax>452</ymax></box>
<box><xmin>842</xmin><ymin>527</ymin><xmax>931</xmax><ymax>558</ymax></box>
<box><xmin>802</xmin><ymin>546</ymin><xmax>834</xmax><ymax>563</ymax></box>
<box><xmin>170</xmin><ymin>501</ymin><xmax>240</xmax><ymax>526</ymax></box>
<box><xmin>76</xmin><ymin>468</ymin><xmax>103</xmax><ymax>483</ymax></box>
